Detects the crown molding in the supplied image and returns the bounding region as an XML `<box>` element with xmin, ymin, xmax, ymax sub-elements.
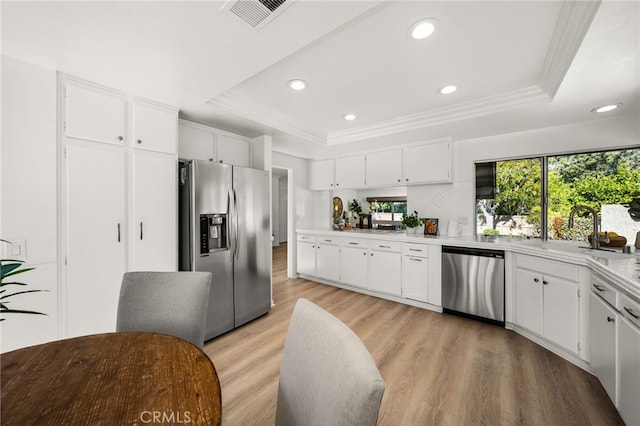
<box><xmin>207</xmin><ymin>91</ymin><xmax>326</xmax><ymax>145</ymax></box>
<box><xmin>538</xmin><ymin>0</ymin><xmax>601</xmax><ymax>99</ymax></box>
<box><xmin>211</xmin><ymin>1</ymin><xmax>597</xmax><ymax>148</ymax></box>
<box><xmin>326</xmin><ymin>86</ymin><xmax>550</xmax><ymax>145</ymax></box>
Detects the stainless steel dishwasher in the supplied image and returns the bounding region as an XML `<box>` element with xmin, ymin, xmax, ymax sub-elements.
<box><xmin>442</xmin><ymin>246</ymin><xmax>505</xmax><ymax>325</ymax></box>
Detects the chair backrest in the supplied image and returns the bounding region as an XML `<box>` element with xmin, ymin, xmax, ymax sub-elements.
<box><xmin>275</xmin><ymin>298</ymin><xmax>385</xmax><ymax>426</ymax></box>
<box><xmin>116</xmin><ymin>271</ymin><xmax>212</xmax><ymax>348</ymax></box>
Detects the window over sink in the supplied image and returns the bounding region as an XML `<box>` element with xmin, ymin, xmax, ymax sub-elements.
<box><xmin>475</xmin><ymin>147</ymin><xmax>640</xmax><ymax>244</ymax></box>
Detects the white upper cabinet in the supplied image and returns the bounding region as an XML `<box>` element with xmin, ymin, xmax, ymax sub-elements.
<box><xmin>403</xmin><ymin>140</ymin><xmax>452</xmax><ymax>184</ymax></box>
<box><xmin>216</xmin><ymin>133</ymin><xmax>250</xmax><ymax>167</ymax></box>
<box><xmin>65</xmin><ymin>81</ymin><xmax>126</xmax><ymax>145</ymax></box>
<box><xmin>132</xmin><ymin>101</ymin><xmax>178</xmax><ymax>154</ymax></box>
<box><xmin>366</xmin><ymin>149</ymin><xmax>403</xmax><ymax>187</ymax></box>
<box><xmin>178</xmin><ymin>121</ymin><xmax>251</xmax><ymax>167</ymax></box>
<box><xmin>178</xmin><ymin>122</ymin><xmax>215</xmax><ymax>161</ymax></box>
<box><xmin>335</xmin><ymin>155</ymin><xmax>365</xmax><ymax>189</ymax></box>
<box><xmin>309</xmin><ymin>159</ymin><xmax>335</xmax><ymax>191</ymax></box>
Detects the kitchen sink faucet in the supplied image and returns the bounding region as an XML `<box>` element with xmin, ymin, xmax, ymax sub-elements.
<box><xmin>568</xmin><ymin>205</ymin><xmax>609</xmax><ymax>250</ymax></box>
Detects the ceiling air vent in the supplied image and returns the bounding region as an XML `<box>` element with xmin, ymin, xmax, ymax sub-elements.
<box><xmin>222</xmin><ymin>0</ymin><xmax>295</xmax><ymax>30</ymax></box>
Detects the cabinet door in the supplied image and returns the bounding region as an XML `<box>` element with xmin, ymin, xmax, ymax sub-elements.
<box><xmin>309</xmin><ymin>159</ymin><xmax>335</xmax><ymax>190</ymax></box>
<box><xmin>515</xmin><ymin>268</ymin><xmax>543</xmax><ymax>335</ymax></box>
<box><xmin>589</xmin><ymin>293</ymin><xmax>618</xmax><ymax>404</ymax></box>
<box><xmin>297</xmin><ymin>241</ymin><xmax>316</xmax><ymax>276</ymax></box>
<box><xmin>133</xmin><ymin>102</ymin><xmax>177</xmax><ymax>154</ymax></box>
<box><xmin>403</xmin><ymin>256</ymin><xmax>428</xmax><ymax>302</ymax></box>
<box><xmin>619</xmin><ymin>316</ymin><xmax>640</xmax><ymax>426</ymax></box>
<box><xmin>316</xmin><ymin>244</ymin><xmax>340</xmax><ymax>282</ymax></box>
<box><xmin>335</xmin><ymin>155</ymin><xmax>365</xmax><ymax>189</ymax></box>
<box><xmin>370</xmin><ymin>250</ymin><xmax>402</xmax><ymax>295</ymax></box>
<box><xmin>178</xmin><ymin>123</ymin><xmax>215</xmax><ymax>161</ymax></box>
<box><xmin>65</xmin><ymin>82</ymin><xmax>126</xmax><ymax>145</ymax></box>
<box><xmin>66</xmin><ymin>145</ymin><xmax>125</xmax><ymax>337</ymax></box>
<box><xmin>132</xmin><ymin>154</ymin><xmax>177</xmax><ymax>271</ymax></box>
<box><xmin>365</xmin><ymin>149</ymin><xmax>403</xmax><ymax>186</ymax></box>
<box><xmin>403</xmin><ymin>141</ymin><xmax>451</xmax><ymax>184</ymax></box>
<box><xmin>341</xmin><ymin>246</ymin><xmax>369</xmax><ymax>289</ymax></box>
<box><xmin>216</xmin><ymin>133</ymin><xmax>250</xmax><ymax>167</ymax></box>
<box><xmin>543</xmin><ymin>276</ymin><xmax>579</xmax><ymax>353</ymax></box>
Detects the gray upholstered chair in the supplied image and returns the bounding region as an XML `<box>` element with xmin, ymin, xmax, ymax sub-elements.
<box><xmin>275</xmin><ymin>298</ymin><xmax>385</xmax><ymax>426</ymax></box>
<box><xmin>116</xmin><ymin>271</ymin><xmax>212</xmax><ymax>349</ymax></box>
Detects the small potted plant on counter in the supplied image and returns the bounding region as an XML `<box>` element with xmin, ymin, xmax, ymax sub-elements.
<box><xmin>401</xmin><ymin>211</ymin><xmax>422</xmax><ymax>235</ymax></box>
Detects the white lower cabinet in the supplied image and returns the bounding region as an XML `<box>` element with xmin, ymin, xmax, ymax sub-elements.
<box><xmin>402</xmin><ymin>243</ymin><xmax>429</xmax><ymax>302</ymax></box>
<box><xmin>589</xmin><ymin>292</ymin><xmax>617</xmax><ymax>403</ymax></box>
<box><xmin>340</xmin><ymin>239</ymin><xmax>369</xmax><ymax>289</ymax></box>
<box><xmin>619</xmin><ymin>295</ymin><xmax>640</xmax><ymax>426</ymax></box>
<box><xmin>316</xmin><ymin>239</ymin><xmax>340</xmax><ymax>282</ymax></box>
<box><xmin>296</xmin><ymin>235</ymin><xmax>316</xmax><ymax>276</ymax></box>
<box><xmin>296</xmin><ymin>234</ymin><xmax>340</xmax><ymax>282</ymax></box>
<box><xmin>369</xmin><ymin>241</ymin><xmax>402</xmax><ymax>296</ymax></box>
<box><xmin>297</xmin><ymin>233</ymin><xmax>442</xmax><ymax>306</ymax></box>
<box><xmin>514</xmin><ymin>255</ymin><xmax>582</xmax><ymax>355</ymax></box>
<box><xmin>588</xmin><ymin>274</ymin><xmax>640</xmax><ymax>426</ymax></box>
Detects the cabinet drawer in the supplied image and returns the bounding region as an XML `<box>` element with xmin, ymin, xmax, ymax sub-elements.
<box><xmin>591</xmin><ymin>273</ymin><xmax>619</xmax><ymax>309</ymax></box>
<box><xmin>297</xmin><ymin>234</ymin><xmax>316</xmax><ymax>243</ymax></box>
<box><xmin>515</xmin><ymin>254</ymin><xmax>579</xmax><ymax>282</ymax></box>
<box><xmin>370</xmin><ymin>240</ymin><xmax>401</xmax><ymax>252</ymax></box>
<box><xmin>341</xmin><ymin>238</ymin><xmax>368</xmax><ymax>248</ymax></box>
<box><xmin>403</xmin><ymin>243</ymin><xmax>429</xmax><ymax>257</ymax></box>
<box><xmin>621</xmin><ymin>293</ymin><xmax>640</xmax><ymax>329</ymax></box>
<box><xmin>317</xmin><ymin>235</ymin><xmax>340</xmax><ymax>245</ymax></box>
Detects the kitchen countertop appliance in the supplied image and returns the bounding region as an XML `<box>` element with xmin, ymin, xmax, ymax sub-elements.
<box><xmin>179</xmin><ymin>160</ymin><xmax>271</xmax><ymax>341</ymax></box>
<box><xmin>442</xmin><ymin>246</ymin><xmax>505</xmax><ymax>325</ymax></box>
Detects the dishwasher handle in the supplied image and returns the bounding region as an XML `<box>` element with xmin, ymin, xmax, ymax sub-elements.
<box><xmin>442</xmin><ymin>245</ymin><xmax>505</xmax><ymax>259</ymax></box>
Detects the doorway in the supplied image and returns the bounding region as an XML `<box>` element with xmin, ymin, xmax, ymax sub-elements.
<box><xmin>272</xmin><ymin>166</ymin><xmax>293</xmax><ymax>278</ymax></box>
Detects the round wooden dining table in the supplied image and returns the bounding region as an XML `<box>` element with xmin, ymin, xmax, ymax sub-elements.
<box><xmin>1</xmin><ymin>332</ymin><xmax>221</xmax><ymax>425</ymax></box>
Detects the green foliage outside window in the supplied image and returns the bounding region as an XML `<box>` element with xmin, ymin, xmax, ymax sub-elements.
<box><xmin>476</xmin><ymin>148</ymin><xmax>640</xmax><ymax>240</ymax></box>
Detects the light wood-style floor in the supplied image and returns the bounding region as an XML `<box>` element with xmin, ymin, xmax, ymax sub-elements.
<box><xmin>203</xmin><ymin>243</ymin><xmax>623</xmax><ymax>426</ymax></box>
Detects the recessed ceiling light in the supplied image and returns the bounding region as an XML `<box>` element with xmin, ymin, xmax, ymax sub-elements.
<box><xmin>409</xmin><ymin>18</ymin><xmax>440</xmax><ymax>40</ymax></box>
<box><xmin>591</xmin><ymin>103</ymin><xmax>622</xmax><ymax>113</ymax></box>
<box><xmin>438</xmin><ymin>85</ymin><xmax>457</xmax><ymax>95</ymax></box>
<box><xmin>288</xmin><ymin>79</ymin><xmax>307</xmax><ymax>91</ymax></box>
<box><xmin>344</xmin><ymin>114</ymin><xmax>357</xmax><ymax>121</ymax></box>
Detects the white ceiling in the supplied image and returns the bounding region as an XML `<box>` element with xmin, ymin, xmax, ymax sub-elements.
<box><xmin>2</xmin><ymin>1</ymin><xmax>638</xmax><ymax>159</ymax></box>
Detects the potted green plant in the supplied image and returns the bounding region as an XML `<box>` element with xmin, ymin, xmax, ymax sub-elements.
<box><xmin>1</xmin><ymin>239</ymin><xmax>47</xmax><ymax>321</ymax></box>
<box><xmin>401</xmin><ymin>211</ymin><xmax>422</xmax><ymax>235</ymax></box>
<box><xmin>349</xmin><ymin>199</ymin><xmax>362</xmax><ymax>217</ymax></box>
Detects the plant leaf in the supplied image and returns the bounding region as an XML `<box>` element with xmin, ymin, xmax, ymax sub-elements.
<box><xmin>0</xmin><ymin>308</ymin><xmax>47</xmax><ymax>317</ymax></box>
<box><xmin>1</xmin><ymin>266</ymin><xmax>35</xmax><ymax>281</ymax></box>
<box><xmin>0</xmin><ymin>281</ymin><xmax>29</xmax><ymax>288</ymax></box>
<box><xmin>0</xmin><ymin>289</ymin><xmax>48</xmax><ymax>300</ymax></box>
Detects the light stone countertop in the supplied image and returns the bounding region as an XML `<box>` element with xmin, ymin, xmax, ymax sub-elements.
<box><xmin>297</xmin><ymin>228</ymin><xmax>640</xmax><ymax>301</ymax></box>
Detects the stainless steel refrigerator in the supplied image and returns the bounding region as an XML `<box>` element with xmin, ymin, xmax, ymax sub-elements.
<box><xmin>178</xmin><ymin>160</ymin><xmax>271</xmax><ymax>341</ymax></box>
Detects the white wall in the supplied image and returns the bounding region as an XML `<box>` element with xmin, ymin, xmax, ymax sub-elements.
<box><xmin>1</xmin><ymin>55</ymin><xmax>60</xmax><ymax>351</ymax></box>
<box><xmin>278</xmin><ymin>176</ymin><xmax>288</xmax><ymax>243</ymax></box>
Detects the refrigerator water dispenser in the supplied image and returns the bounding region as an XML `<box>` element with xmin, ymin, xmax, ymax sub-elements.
<box><xmin>200</xmin><ymin>214</ymin><xmax>227</xmax><ymax>254</ymax></box>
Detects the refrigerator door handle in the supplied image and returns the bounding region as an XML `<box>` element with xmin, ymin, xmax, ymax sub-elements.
<box><xmin>227</xmin><ymin>187</ymin><xmax>234</xmax><ymax>256</ymax></box>
<box><xmin>233</xmin><ymin>188</ymin><xmax>239</xmax><ymax>260</ymax></box>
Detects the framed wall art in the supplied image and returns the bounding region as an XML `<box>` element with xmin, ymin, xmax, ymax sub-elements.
<box><xmin>424</xmin><ymin>218</ymin><xmax>439</xmax><ymax>236</ymax></box>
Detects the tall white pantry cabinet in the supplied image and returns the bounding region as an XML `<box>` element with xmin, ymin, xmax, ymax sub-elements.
<box><xmin>61</xmin><ymin>76</ymin><xmax>178</xmax><ymax>338</ymax></box>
